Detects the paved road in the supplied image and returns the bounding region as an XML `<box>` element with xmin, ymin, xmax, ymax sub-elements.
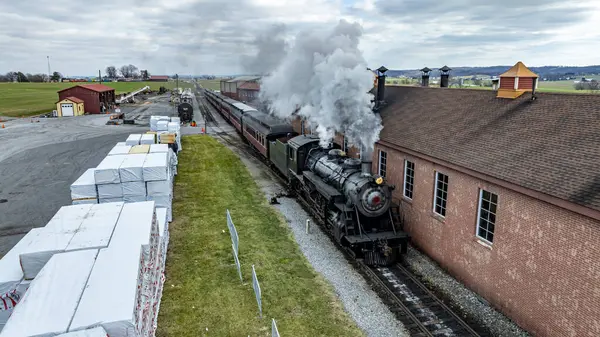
<box><xmin>0</xmin><ymin>132</ymin><xmax>132</xmax><ymax>255</ymax></box>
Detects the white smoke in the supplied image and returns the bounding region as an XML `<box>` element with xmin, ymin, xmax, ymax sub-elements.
<box><xmin>258</xmin><ymin>20</ymin><xmax>382</xmax><ymax>152</ymax></box>
<box><xmin>242</xmin><ymin>23</ymin><xmax>289</xmax><ymax>75</ymax></box>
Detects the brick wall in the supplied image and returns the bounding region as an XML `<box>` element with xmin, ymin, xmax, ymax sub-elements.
<box><xmin>291</xmin><ymin>117</ymin><xmax>360</xmax><ymax>158</ymax></box>
<box><xmin>374</xmin><ymin>143</ymin><xmax>600</xmax><ymax>337</ymax></box>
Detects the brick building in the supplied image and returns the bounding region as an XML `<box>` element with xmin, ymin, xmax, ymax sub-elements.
<box><xmin>220</xmin><ymin>76</ymin><xmax>261</xmax><ymax>100</ymax></box>
<box><xmin>290</xmin><ymin>62</ymin><xmax>600</xmax><ymax>336</ymax></box>
<box><xmin>57</xmin><ymin>84</ymin><xmax>116</xmax><ymax>114</ymax></box>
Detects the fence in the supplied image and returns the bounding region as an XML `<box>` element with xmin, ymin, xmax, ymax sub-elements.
<box><xmin>226</xmin><ymin>209</ymin><xmax>281</xmax><ymax>335</ymax></box>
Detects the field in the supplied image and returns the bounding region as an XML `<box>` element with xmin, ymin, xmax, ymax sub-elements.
<box><xmin>157</xmin><ymin>135</ymin><xmax>363</xmax><ymax>337</ymax></box>
<box><xmin>197</xmin><ymin>79</ymin><xmax>221</xmax><ymax>91</ymax></box>
<box><xmin>0</xmin><ymin>81</ymin><xmax>194</xmax><ymax>118</ymax></box>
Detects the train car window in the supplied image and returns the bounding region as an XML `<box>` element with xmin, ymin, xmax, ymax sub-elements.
<box><xmin>288</xmin><ymin>147</ymin><xmax>295</xmax><ymax>160</ymax></box>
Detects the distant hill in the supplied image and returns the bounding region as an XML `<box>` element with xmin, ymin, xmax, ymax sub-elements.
<box><xmin>386</xmin><ymin>65</ymin><xmax>600</xmax><ymax>79</ymax></box>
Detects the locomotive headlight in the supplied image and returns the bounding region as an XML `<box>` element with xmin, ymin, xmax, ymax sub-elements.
<box><xmin>375</xmin><ymin>177</ymin><xmax>383</xmax><ymax>185</ymax></box>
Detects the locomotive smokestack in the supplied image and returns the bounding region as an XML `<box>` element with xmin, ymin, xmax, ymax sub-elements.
<box><xmin>360</xmin><ymin>146</ymin><xmax>374</xmax><ymax>175</ymax></box>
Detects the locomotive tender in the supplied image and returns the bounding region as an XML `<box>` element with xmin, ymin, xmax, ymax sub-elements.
<box><xmin>204</xmin><ymin>90</ymin><xmax>409</xmax><ymax>265</ymax></box>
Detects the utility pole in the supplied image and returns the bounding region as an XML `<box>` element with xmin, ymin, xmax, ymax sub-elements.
<box><xmin>99</xmin><ymin>70</ymin><xmax>102</xmax><ymax>84</ymax></box>
<box><xmin>175</xmin><ymin>74</ymin><xmax>179</xmax><ymax>90</ymax></box>
<box><xmin>47</xmin><ymin>56</ymin><xmax>51</xmax><ymax>83</ymax></box>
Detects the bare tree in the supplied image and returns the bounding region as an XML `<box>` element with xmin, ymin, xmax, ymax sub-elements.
<box><xmin>119</xmin><ymin>64</ymin><xmax>139</xmax><ymax>78</ymax></box>
<box><xmin>140</xmin><ymin>70</ymin><xmax>149</xmax><ymax>80</ymax></box>
<box><xmin>105</xmin><ymin>66</ymin><xmax>117</xmax><ymax>79</ymax></box>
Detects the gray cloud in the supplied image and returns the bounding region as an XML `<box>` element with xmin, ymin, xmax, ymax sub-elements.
<box><xmin>0</xmin><ymin>0</ymin><xmax>599</xmax><ymax>75</ymax></box>
<box><xmin>241</xmin><ymin>23</ymin><xmax>289</xmax><ymax>75</ymax></box>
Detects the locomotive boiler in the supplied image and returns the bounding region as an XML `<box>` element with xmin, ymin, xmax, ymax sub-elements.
<box><xmin>285</xmin><ymin>136</ymin><xmax>410</xmax><ymax>266</ymax></box>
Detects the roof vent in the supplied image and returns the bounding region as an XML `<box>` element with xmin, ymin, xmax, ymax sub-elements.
<box><xmin>496</xmin><ymin>62</ymin><xmax>539</xmax><ymax>99</ymax></box>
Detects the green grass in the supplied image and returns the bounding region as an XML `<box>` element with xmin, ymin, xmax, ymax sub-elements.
<box><xmin>157</xmin><ymin>135</ymin><xmax>363</xmax><ymax>337</ymax></box>
<box><xmin>0</xmin><ymin>81</ymin><xmax>194</xmax><ymax>117</ymax></box>
<box><xmin>197</xmin><ymin>79</ymin><xmax>221</xmax><ymax>91</ymax></box>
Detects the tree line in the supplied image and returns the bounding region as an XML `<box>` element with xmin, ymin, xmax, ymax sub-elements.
<box><xmin>105</xmin><ymin>65</ymin><xmax>150</xmax><ymax>80</ymax></box>
<box><xmin>0</xmin><ymin>71</ymin><xmax>62</xmax><ymax>83</ymax></box>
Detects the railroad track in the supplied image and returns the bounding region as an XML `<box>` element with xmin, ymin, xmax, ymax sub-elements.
<box><xmin>195</xmin><ymin>89</ymin><xmax>482</xmax><ymax>337</ymax></box>
<box><xmin>360</xmin><ymin>262</ymin><xmax>482</xmax><ymax>337</ymax></box>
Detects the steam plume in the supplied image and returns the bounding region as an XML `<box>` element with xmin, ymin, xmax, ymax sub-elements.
<box><xmin>259</xmin><ymin>20</ymin><xmax>381</xmax><ymax>151</ymax></box>
<box><xmin>242</xmin><ymin>24</ymin><xmax>289</xmax><ymax>75</ymax></box>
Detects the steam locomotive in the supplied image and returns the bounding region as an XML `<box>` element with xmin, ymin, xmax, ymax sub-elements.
<box><xmin>204</xmin><ymin>90</ymin><xmax>409</xmax><ymax>265</ymax></box>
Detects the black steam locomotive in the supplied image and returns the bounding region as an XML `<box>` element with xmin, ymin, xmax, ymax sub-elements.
<box><xmin>204</xmin><ymin>90</ymin><xmax>409</xmax><ymax>265</ymax></box>
<box><xmin>177</xmin><ymin>103</ymin><xmax>193</xmax><ymax>123</ymax></box>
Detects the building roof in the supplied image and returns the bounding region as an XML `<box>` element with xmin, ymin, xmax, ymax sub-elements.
<box><xmin>227</xmin><ymin>76</ymin><xmax>261</xmax><ymax>83</ymax></box>
<box><xmin>238</xmin><ymin>82</ymin><xmax>260</xmax><ymax>90</ymax></box>
<box><xmin>58</xmin><ymin>84</ymin><xmax>115</xmax><ymax>93</ymax></box>
<box><xmin>500</xmin><ymin>61</ymin><xmax>539</xmax><ymax>78</ymax></box>
<box><xmin>61</xmin><ymin>96</ymin><xmax>84</xmax><ymax>103</ymax></box>
<box><xmin>378</xmin><ymin>85</ymin><xmax>600</xmax><ymax>212</ymax></box>
<box><xmin>150</xmin><ymin>75</ymin><xmax>169</xmax><ymax>80</ymax></box>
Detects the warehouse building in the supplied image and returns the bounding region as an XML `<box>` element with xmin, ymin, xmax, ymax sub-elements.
<box><xmin>55</xmin><ymin>97</ymin><xmax>85</xmax><ymax>117</ymax></box>
<box><xmin>149</xmin><ymin>75</ymin><xmax>169</xmax><ymax>82</ymax></box>
<box><xmin>57</xmin><ymin>84</ymin><xmax>116</xmax><ymax>114</ymax></box>
<box><xmin>220</xmin><ymin>76</ymin><xmax>261</xmax><ymax>100</ymax></box>
<box><xmin>290</xmin><ymin>62</ymin><xmax>600</xmax><ymax>337</ymax></box>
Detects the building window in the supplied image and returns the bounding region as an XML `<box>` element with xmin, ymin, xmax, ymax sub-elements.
<box><xmin>301</xmin><ymin>121</ymin><xmax>305</xmax><ymax>135</ymax></box>
<box><xmin>378</xmin><ymin>150</ymin><xmax>387</xmax><ymax>177</ymax></box>
<box><xmin>403</xmin><ymin>160</ymin><xmax>415</xmax><ymax>199</ymax></box>
<box><xmin>343</xmin><ymin>137</ymin><xmax>349</xmax><ymax>153</ymax></box>
<box><xmin>433</xmin><ymin>172</ymin><xmax>448</xmax><ymax>217</ymax></box>
<box><xmin>476</xmin><ymin>190</ymin><xmax>498</xmax><ymax>244</ymax></box>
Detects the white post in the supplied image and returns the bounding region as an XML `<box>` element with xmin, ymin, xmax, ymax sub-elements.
<box><xmin>305</xmin><ymin>219</ymin><xmax>310</xmax><ymax>234</ymax></box>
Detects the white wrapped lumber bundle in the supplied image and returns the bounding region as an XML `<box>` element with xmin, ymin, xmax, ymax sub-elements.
<box><xmin>146</xmin><ymin>178</ymin><xmax>172</xmax><ymax>197</ymax></box>
<box><xmin>123</xmin><ymin>195</ymin><xmax>147</xmax><ymax>203</ymax></box>
<box><xmin>57</xmin><ymin>327</ymin><xmax>108</xmax><ymax>337</ymax></box>
<box><xmin>0</xmin><ymin>249</ymin><xmax>99</xmax><ymax>337</ymax></box>
<box><xmin>150</xmin><ymin>116</ymin><xmax>169</xmax><ymax>132</ymax></box>
<box><xmin>72</xmin><ymin>198</ymin><xmax>97</xmax><ymax>205</ymax></box>
<box><xmin>126</xmin><ymin>134</ymin><xmax>142</xmax><ymax>146</ymax></box>
<box><xmin>140</xmin><ymin>134</ymin><xmax>155</xmax><ymax>145</ymax></box>
<box><xmin>142</xmin><ymin>153</ymin><xmax>168</xmax><ymax>182</ymax></box>
<box><xmin>146</xmin><ymin>194</ymin><xmax>172</xmax><ymax>222</ymax></box>
<box><xmin>68</xmin><ymin>248</ymin><xmax>145</xmax><ymax>337</ymax></box>
<box><xmin>109</xmin><ymin>202</ymin><xmax>160</xmax><ymax>309</ymax></box>
<box><xmin>148</xmin><ymin>144</ymin><xmax>168</xmax><ymax>153</ymax></box>
<box><xmin>115</xmin><ymin>141</ymin><xmax>127</xmax><ymax>146</ymax></box>
<box><xmin>107</xmin><ymin>144</ymin><xmax>132</xmax><ymax>156</ymax></box>
<box><xmin>94</xmin><ymin>155</ymin><xmax>127</xmax><ymax>184</ymax></box>
<box><xmin>170</xmin><ymin>116</ymin><xmax>180</xmax><ymax>124</ymax></box>
<box><xmin>0</xmin><ymin>229</ymin><xmax>43</xmax><ymax>304</ymax></box>
<box><xmin>70</xmin><ymin>168</ymin><xmax>98</xmax><ymax>203</ymax></box>
<box><xmin>149</xmin><ymin>207</ymin><xmax>169</xmax><ymax>337</ymax></box>
<box><xmin>122</xmin><ymin>181</ymin><xmax>147</xmax><ymax>197</ymax></box>
<box><xmin>99</xmin><ymin>197</ymin><xmax>124</xmax><ymax>203</ymax></box>
<box><xmin>156</xmin><ymin>121</ymin><xmax>168</xmax><ymax>132</ymax></box>
<box><xmin>65</xmin><ymin>202</ymin><xmax>124</xmax><ymax>252</ymax></box>
<box><xmin>119</xmin><ymin>154</ymin><xmax>147</xmax><ymax>182</ymax></box>
<box><xmin>71</xmin><ymin>201</ymin><xmax>159</xmax><ymax>337</ymax></box>
<box><xmin>19</xmin><ymin>205</ymin><xmax>93</xmax><ymax>279</ymax></box>
<box><xmin>97</xmin><ymin>183</ymin><xmax>123</xmax><ymax>199</ymax></box>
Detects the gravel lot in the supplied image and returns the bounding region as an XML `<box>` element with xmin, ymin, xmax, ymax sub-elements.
<box><xmin>217</xmin><ymin>137</ymin><xmax>408</xmax><ymax>337</ymax></box>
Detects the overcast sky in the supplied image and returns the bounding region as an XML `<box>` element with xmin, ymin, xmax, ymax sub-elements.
<box><xmin>1</xmin><ymin>0</ymin><xmax>599</xmax><ymax>76</ymax></box>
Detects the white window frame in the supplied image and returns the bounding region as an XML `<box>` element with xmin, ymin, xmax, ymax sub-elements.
<box><xmin>403</xmin><ymin>160</ymin><xmax>414</xmax><ymax>200</ymax></box>
<box><xmin>378</xmin><ymin>150</ymin><xmax>387</xmax><ymax>177</ymax></box>
<box><xmin>433</xmin><ymin>171</ymin><xmax>448</xmax><ymax>217</ymax></box>
<box><xmin>475</xmin><ymin>189</ymin><xmax>498</xmax><ymax>244</ymax></box>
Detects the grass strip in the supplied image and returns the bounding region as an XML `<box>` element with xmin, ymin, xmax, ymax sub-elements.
<box><xmin>157</xmin><ymin>135</ymin><xmax>363</xmax><ymax>337</ymax></box>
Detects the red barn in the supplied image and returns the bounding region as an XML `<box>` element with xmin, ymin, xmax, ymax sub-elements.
<box><xmin>57</xmin><ymin>84</ymin><xmax>116</xmax><ymax>114</ymax></box>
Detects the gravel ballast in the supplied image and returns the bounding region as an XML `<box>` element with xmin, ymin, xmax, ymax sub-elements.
<box><xmin>402</xmin><ymin>246</ymin><xmax>530</xmax><ymax>336</ymax></box>
<box><xmin>221</xmin><ymin>139</ymin><xmax>408</xmax><ymax>337</ymax></box>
